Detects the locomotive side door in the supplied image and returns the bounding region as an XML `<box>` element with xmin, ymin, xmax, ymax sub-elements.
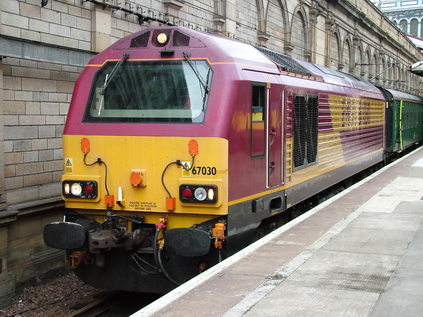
<box><xmin>266</xmin><ymin>84</ymin><xmax>283</xmax><ymax>188</ymax></box>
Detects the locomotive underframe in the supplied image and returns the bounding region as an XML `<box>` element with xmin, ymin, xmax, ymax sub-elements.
<box><xmin>43</xmin><ymin>210</ymin><xmax>226</xmax><ymax>291</ymax></box>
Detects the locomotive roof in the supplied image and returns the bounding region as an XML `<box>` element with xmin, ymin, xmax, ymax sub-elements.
<box><xmin>99</xmin><ymin>26</ymin><xmax>381</xmax><ymax>93</ymax></box>
<box><xmin>384</xmin><ymin>88</ymin><xmax>423</xmax><ymax>103</ymax></box>
<box><xmin>200</xmin><ymin>28</ymin><xmax>381</xmax><ymax>93</ymax></box>
<box><xmin>293</xmin><ymin>59</ymin><xmax>381</xmax><ymax>92</ymax></box>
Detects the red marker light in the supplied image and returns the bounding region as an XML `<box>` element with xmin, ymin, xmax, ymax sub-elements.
<box><xmin>83</xmin><ymin>184</ymin><xmax>94</xmax><ymax>195</ymax></box>
<box><xmin>182</xmin><ymin>188</ymin><xmax>193</xmax><ymax>199</ymax></box>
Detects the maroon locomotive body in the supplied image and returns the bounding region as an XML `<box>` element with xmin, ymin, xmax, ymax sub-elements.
<box><xmin>44</xmin><ymin>27</ymin><xmax>385</xmax><ymax>292</ymax></box>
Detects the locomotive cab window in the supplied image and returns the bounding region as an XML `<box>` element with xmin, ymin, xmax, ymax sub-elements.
<box><xmin>251</xmin><ymin>84</ymin><xmax>266</xmax><ymax>157</ymax></box>
<box><xmin>83</xmin><ymin>60</ymin><xmax>212</xmax><ymax>123</ymax></box>
<box><xmin>293</xmin><ymin>95</ymin><xmax>318</xmax><ymax>169</ymax></box>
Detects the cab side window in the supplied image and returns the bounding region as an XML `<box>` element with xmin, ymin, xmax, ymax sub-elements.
<box><xmin>251</xmin><ymin>84</ymin><xmax>266</xmax><ymax>157</ymax></box>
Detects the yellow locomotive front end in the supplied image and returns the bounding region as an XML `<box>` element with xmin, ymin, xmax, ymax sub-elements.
<box><xmin>44</xmin><ymin>134</ymin><xmax>228</xmax><ymax>291</ymax></box>
<box><xmin>62</xmin><ymin>134</ymin><xmax>227</xmax><ymax>222</ymax></box>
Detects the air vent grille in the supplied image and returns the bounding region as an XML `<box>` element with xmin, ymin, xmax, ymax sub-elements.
<box><xmin>130</xmin><ymin>31</ymin><xmax>151</xmax><ymax>48</ymax></box>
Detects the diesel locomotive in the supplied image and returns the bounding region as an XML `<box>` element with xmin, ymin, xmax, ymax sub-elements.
<box><xmin>43</xmin><ymin>26</ymin><xmax>423</xmax><ymax>293</ymax></box>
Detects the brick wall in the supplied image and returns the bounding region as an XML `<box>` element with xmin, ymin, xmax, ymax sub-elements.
<box><xmin>2</xmin><ymin>57</ymin><xmax>81</xmax><ymax>205</ymax></box>
<box><xmin>1</xmin><ymin>0</ymin><xmax>92</xmax><ymax>51</ymax></box>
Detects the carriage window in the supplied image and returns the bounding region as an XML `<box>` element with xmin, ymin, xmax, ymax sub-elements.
<box><xmin>84</xmin><ymin>60</ymin><xmax>212</xmax><ymax>123</ymax></box>
<box><xmin>251</xmin><ymin>84</ymin><xmax>266</xmax><ymax>157</ymax></box>
<box><xmin>293</xmin><ymin>95</ymin><xmax>318</xmax><ymax>169</ymax></box>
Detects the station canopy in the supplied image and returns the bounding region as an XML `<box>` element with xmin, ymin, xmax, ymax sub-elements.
<box><xmin>406</xmin><ymin>36</ymin><xmax>423</xmax><ymax>77</ymax></box>
<box><xmin>411</xmin><ymin>61</ymin><xmax>423</xmax><ymax>76</ymax></box>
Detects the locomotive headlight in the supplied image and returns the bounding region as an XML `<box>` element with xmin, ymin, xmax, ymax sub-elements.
<box><xmin>157</xmin><ymin>33</ymin><xmax>168</xmax><ymax>45</ymax></box>
<box><xmin>63</xmin><ymin>180</ymin><xmax>98</xmax><ymax>199</ymax></box>
<box><xmin>70</xmin><ymin>183</ymin><xmax>82</xmax><ymax>196</ymax></box>
<box><xmin>180</xmin><ymin>185</ymin><xmax>218</xmax><ymax>204</ymax></box>
<box><xmin>194</xmin><ymin>187</ymin><xmax>207</xmax><ymax>201</ymax></box>
<box><xmin>64</xmin><ymin>183</ymin><xmax>70</xmax><ymax>195</ymax></box>
<box><xmin>207</xmin><ymin>188</ymin><xmax>215</xmax><ymax>201</ymax></box>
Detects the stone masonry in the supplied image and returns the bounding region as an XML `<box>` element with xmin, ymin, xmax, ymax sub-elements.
<box><xmin>0</xmin><ymin>0</ymin><xmax>422</xmax><ymax>307</ymax></box>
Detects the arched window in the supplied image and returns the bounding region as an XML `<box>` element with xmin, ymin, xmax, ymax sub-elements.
<box><xmin>400</xmin><ymin>68</ymin><xmax>405</xmax><ymax>90</ymax></box>
<box><xmin>355</xmin><ymin>46</ymin><xmax>363</xmax><ymax>77</ymax></box>
<box><xmin>330</xmin><ymin>32</ymin><xmax>340</xmax><ymax>70</ymax></box>
<box><xmin>399</xmin><ymin>19</ymin><xmax>408</xmax><ymax>34</ymax></box>
<box><xmin>291</xmin><ymin>11</ymin><xmax>307</xmax><ymax>60</ymax></box>
<box><xmin>342</xmin><ymin>39</ymin><xmax>352</xmax><ymax>73</ymax></box>
<box><xmin>410</xmin><ymin>19</ymin><xmax>418</xmax><ymax>36</ymax></box>
<box><xmin>266</xmin><ymin>0</ymin><xmax>288</xmax><ymax>51</ymax></box>
<box><xmin>380</xmin><ymin>58</ymin><xmax>385</xmax><ymax>84</ymax></box>
<box><xmin>370</xmin><ymin>54</ymin><xmax>378</xmax><ymax>82</ymax></box>
<box><xmin>392</xmin><ymin>65</ymin><xmax>398</xmax><ymax>89</ymax></box>
<box><xmin>388</xmin><ymin>61</ymin><xmax>393</xmax><ymax>88</ymax></box>
<box><xmin>365</xmin><ymin>50</ymin><xmax>371</xmax><ymax>80</ymax></box>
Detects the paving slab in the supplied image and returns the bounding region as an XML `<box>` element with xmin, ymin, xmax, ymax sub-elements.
<box><xmin>242</xmin><ymin>177</ymin><xmax>423</xmax><ymax>317</ymax></box>
<box><xmin>369</xmin><ymin>201</ymin><xmax>423</xmax><ymax>317</ymax></box>
<box><xmin>242</xmin><ymin>284</ymin><xmax>379</xmax><ymax>317</ymax></box>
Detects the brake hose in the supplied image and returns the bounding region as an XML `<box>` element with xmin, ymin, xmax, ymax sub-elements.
<box><xmin>153</xmin><ymin>228</ymin><xmax>180</xmax><ymax>286</ymax></box>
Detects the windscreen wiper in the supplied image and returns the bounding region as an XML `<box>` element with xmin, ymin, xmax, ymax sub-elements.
<box><xmin>183</xmin><ymin>52</ymin><xmax>209</xmax><ymax>95</ymax></box>
<box><xmin>100</xmin><ymin>53</ymin><xmax>130</xmax><ymax>95</ymax></box>
<box><xmin>202</xmin><ymin>67</ymin><xmax>211</xmax><ymax>107</ymax></box>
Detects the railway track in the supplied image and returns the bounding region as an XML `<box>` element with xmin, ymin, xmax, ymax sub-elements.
<box><xmin>66</xmin><ymin>292</ymin><xmax>160</xmax><ymax>317</ymax></box>
<box><xmin>66</xmin><ymin>295</ymin><xmax>113</xmax><ymax>317</ymax></box>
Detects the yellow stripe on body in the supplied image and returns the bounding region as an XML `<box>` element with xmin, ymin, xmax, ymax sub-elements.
<box><xmin>229</xmin><ymin>94</ymin><xmax>385</xmax><ymax>206</ymax></box>
<box><xmin>228</xmin><ymin>147</ymin><xmax>383</xmax><ymax>206</ymax></box>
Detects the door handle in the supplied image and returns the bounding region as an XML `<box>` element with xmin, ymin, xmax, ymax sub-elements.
<box><xmin>269</xmin><ymin>161</ymin><xmax>275</xmax><ymax>176</ymax></box>
<box><xmin>269</xmin><ymin>128</ymin><xmax>276</xmax><ymax>145</ymax></box>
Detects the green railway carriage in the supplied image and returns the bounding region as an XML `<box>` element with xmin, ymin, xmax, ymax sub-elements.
<box><xmin>381</xmin><ymin>88</ymin><xmax>423</xmax><ymax>153</ymax></box>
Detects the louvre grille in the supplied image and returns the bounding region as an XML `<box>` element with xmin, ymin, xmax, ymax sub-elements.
<box><xmin>307</xmin><ymin>97</ymin><xmax>318</xmax><ymax>163</ymax></box>
<box><xmin>255</xmin><ymin>46</ymin><xmax>313</xmax><ymax>77</ymax></box>
<box><xmin>293</xmin><ymin>96</ymin><xmax>306</xmax><ymax>168</ymax></box>
<box><xmin>293</xmin><ymin>95</ymin><xmax>318</xmax><ymax>169</ymax></box>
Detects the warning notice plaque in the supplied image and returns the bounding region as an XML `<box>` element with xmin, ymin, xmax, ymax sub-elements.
<box><xmin>65</xmin><ymin>158</ymin><xmax>73</xmax><ymax>173</ymax></box>
<box><xmin>181</xmin><ymin>161</ymin><xmax>191</xmax><ymax>177</ymax></box>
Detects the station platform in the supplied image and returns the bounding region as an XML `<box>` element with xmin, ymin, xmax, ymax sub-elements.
<box><xmin>133</xmin><ymin>147</ymin><xmax>423</xmax><ymax>317</ymax></box>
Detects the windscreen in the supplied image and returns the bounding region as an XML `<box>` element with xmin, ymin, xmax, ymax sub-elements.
<box><xmin>84</xmin><ymin>60</ymin><xmax>211</xmax><ymax>123</ymax></box>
